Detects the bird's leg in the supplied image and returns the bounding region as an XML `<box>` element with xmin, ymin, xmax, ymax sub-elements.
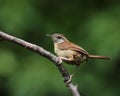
<box><xmin>58</xmin><ymin>56</ymin><xmax>74</xmax><ymax>64</ymax></box>
<box><xmin>65</xmin><ymin>65</ymin><xmax>80</xmax><ymax>84</ymax></box>
<box><xmin>59</xmin><ymin>56</ymin><xmax>75</xmax><ymax>83</ymax></box>
<box><xmin>71</xmin><ymin>65</ymin><xmax>79</xmax><ymax>78</ymax></box>
<box><xmin>59</xmin><ymin>56</ymin><xmax>74</xmax><ymax>61</ymax></box>
<box><xmin>60</xmin><ymin>56</ymin><xmax>80</xmax><ymax>80</ymax></box>
<box><xmin>61</xmin><ymin>55</ymin><xmax>80</xmax><ymax>77</ymax></box>
<box><xmin>57</xmin><ymin>57</ymin><xmax>63</xmax><ymax>64</ymax></box>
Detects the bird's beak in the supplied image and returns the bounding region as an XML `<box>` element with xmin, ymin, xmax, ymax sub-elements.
<box><xmin>46</xmin><ymin>34</ymin><xmax>52</xmax><ymax>37</ymax></box>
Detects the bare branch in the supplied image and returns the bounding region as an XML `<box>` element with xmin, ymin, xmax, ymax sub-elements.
<box><xmin>0</xmin><ymin>31</ymin><xmax>80</xmax><ymax>96</ymax></box>
<box><xmin>68</xmin><ymin>84</ymin><xmax>80</xmax><ymax>96</ymax></box>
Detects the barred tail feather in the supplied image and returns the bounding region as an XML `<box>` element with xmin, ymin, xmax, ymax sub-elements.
<box><xmin>88</xmin><ymin>55</ymin><xmax>111</xmax><ymax>60</ymax></box>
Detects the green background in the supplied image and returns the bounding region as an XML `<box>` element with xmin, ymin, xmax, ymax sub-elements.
<box><xmin>0</xmin><ymin>0</ymin><xmax>120</xmax><ymax>96</ymax></box>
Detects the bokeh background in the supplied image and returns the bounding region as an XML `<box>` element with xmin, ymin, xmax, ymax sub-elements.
<box><xmin>0</xmin><ymin>0</ymin><xmax>120</xmax><ymax>96</ymax></box>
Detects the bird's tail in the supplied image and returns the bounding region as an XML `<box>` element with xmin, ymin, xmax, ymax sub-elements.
<box><xmin>88</xmin><ymin>55</ymin><xmax>111</xmax><ymax>60</ymax></box>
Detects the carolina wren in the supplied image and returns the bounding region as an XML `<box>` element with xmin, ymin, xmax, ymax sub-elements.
<box><xmin>47</xmin><ymin>33</ymin><xmax>111</xmax><ymax>66</ymax></box>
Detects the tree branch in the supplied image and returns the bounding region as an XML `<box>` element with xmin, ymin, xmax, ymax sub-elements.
<box><xmin>0</xmin><ymin>31</ymin><xmax>80</xmax><ymax>96</ymax></box>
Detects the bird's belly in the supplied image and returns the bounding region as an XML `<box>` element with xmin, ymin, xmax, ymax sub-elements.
<box><xmin>55</xmin><ymin>49</ymin><xmax>76</xmax><ymax>57</ymax></box>
<box><xmin>54</xmin><ymin>44</ymin><xmax>76</xmax><ymax>57</ymax></box>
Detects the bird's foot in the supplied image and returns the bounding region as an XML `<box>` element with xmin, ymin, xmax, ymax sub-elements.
<box><xmin>65</xmin><ymin>75</ymin><xmax>73</xmax><ymax>84</ymax></box>
<box><xmin>52</xmin><ymin>57</ymin><xmax>63</xmax><ymax>64</ymax></box>
<box><xmin>57</xmin><ymin>56</ymin><xmax>63</xmax><ymax>64</ymax></box>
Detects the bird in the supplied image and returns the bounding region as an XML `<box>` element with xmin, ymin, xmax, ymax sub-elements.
<box><xmin>47</xmin><ymin>33</ymin><xmax>111</xmax><ymax>76</ymax></box>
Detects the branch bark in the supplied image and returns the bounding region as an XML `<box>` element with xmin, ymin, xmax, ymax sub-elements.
<box><xmin>0</xmin><ymin>31</ymin><xmax>80</xmax><ymax>96</ymax></box>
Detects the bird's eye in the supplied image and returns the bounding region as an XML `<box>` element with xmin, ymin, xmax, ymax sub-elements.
<box><xmin>57</xmin><ymin>36</ymin><xmax>62</xmax><ymax>39</ymax></box>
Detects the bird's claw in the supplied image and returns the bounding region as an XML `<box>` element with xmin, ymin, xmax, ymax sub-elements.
<box><xmin>65</xmin><ymin>75</ymin><xmax>73</xmax><ymax>84</ymax></box>
<box><xmin>52</xmin><ymin>57</ymin><xmax>63</xmax><ymax>64</ymax></box>
<box><xmin>57</xmin><ymin>57</ymin><xmax>63</xmax><ymax>64</ymax></box>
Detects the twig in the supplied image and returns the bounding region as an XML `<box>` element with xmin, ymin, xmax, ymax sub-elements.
<box><xmin>0</xmin><ymin>31</ymin><xmax>80</xmax><ymax>96</ymax></box>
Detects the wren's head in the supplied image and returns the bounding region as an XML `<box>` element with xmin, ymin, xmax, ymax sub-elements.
<box><xmin>47</xmin><ymin>33</ymin><xmax>69</xmax><ymax>43</ymax></box>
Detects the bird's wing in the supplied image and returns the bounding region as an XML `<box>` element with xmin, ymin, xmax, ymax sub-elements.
<box><xmin>58</xmin><ymin>42</ymin><xmax>89</xmax><ymax>55</ymax></box>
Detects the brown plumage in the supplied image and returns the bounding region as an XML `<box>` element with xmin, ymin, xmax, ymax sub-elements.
<box><xmin>47</xmin><ymin>33</ymin><xmax>111</xmax><ymax>66</ymax></box>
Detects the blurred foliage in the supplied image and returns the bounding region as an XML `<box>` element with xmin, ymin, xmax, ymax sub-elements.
<box><xmin>0</xmin><ymin>0</ymin><xmax>120</xmax><ymax>96</ymax></box>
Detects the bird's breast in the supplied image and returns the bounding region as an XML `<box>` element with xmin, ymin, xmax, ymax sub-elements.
<box><xmin>54</xmin><ymin>44</ymin><xmax>76</xmax><ymax>57</ymax></box>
